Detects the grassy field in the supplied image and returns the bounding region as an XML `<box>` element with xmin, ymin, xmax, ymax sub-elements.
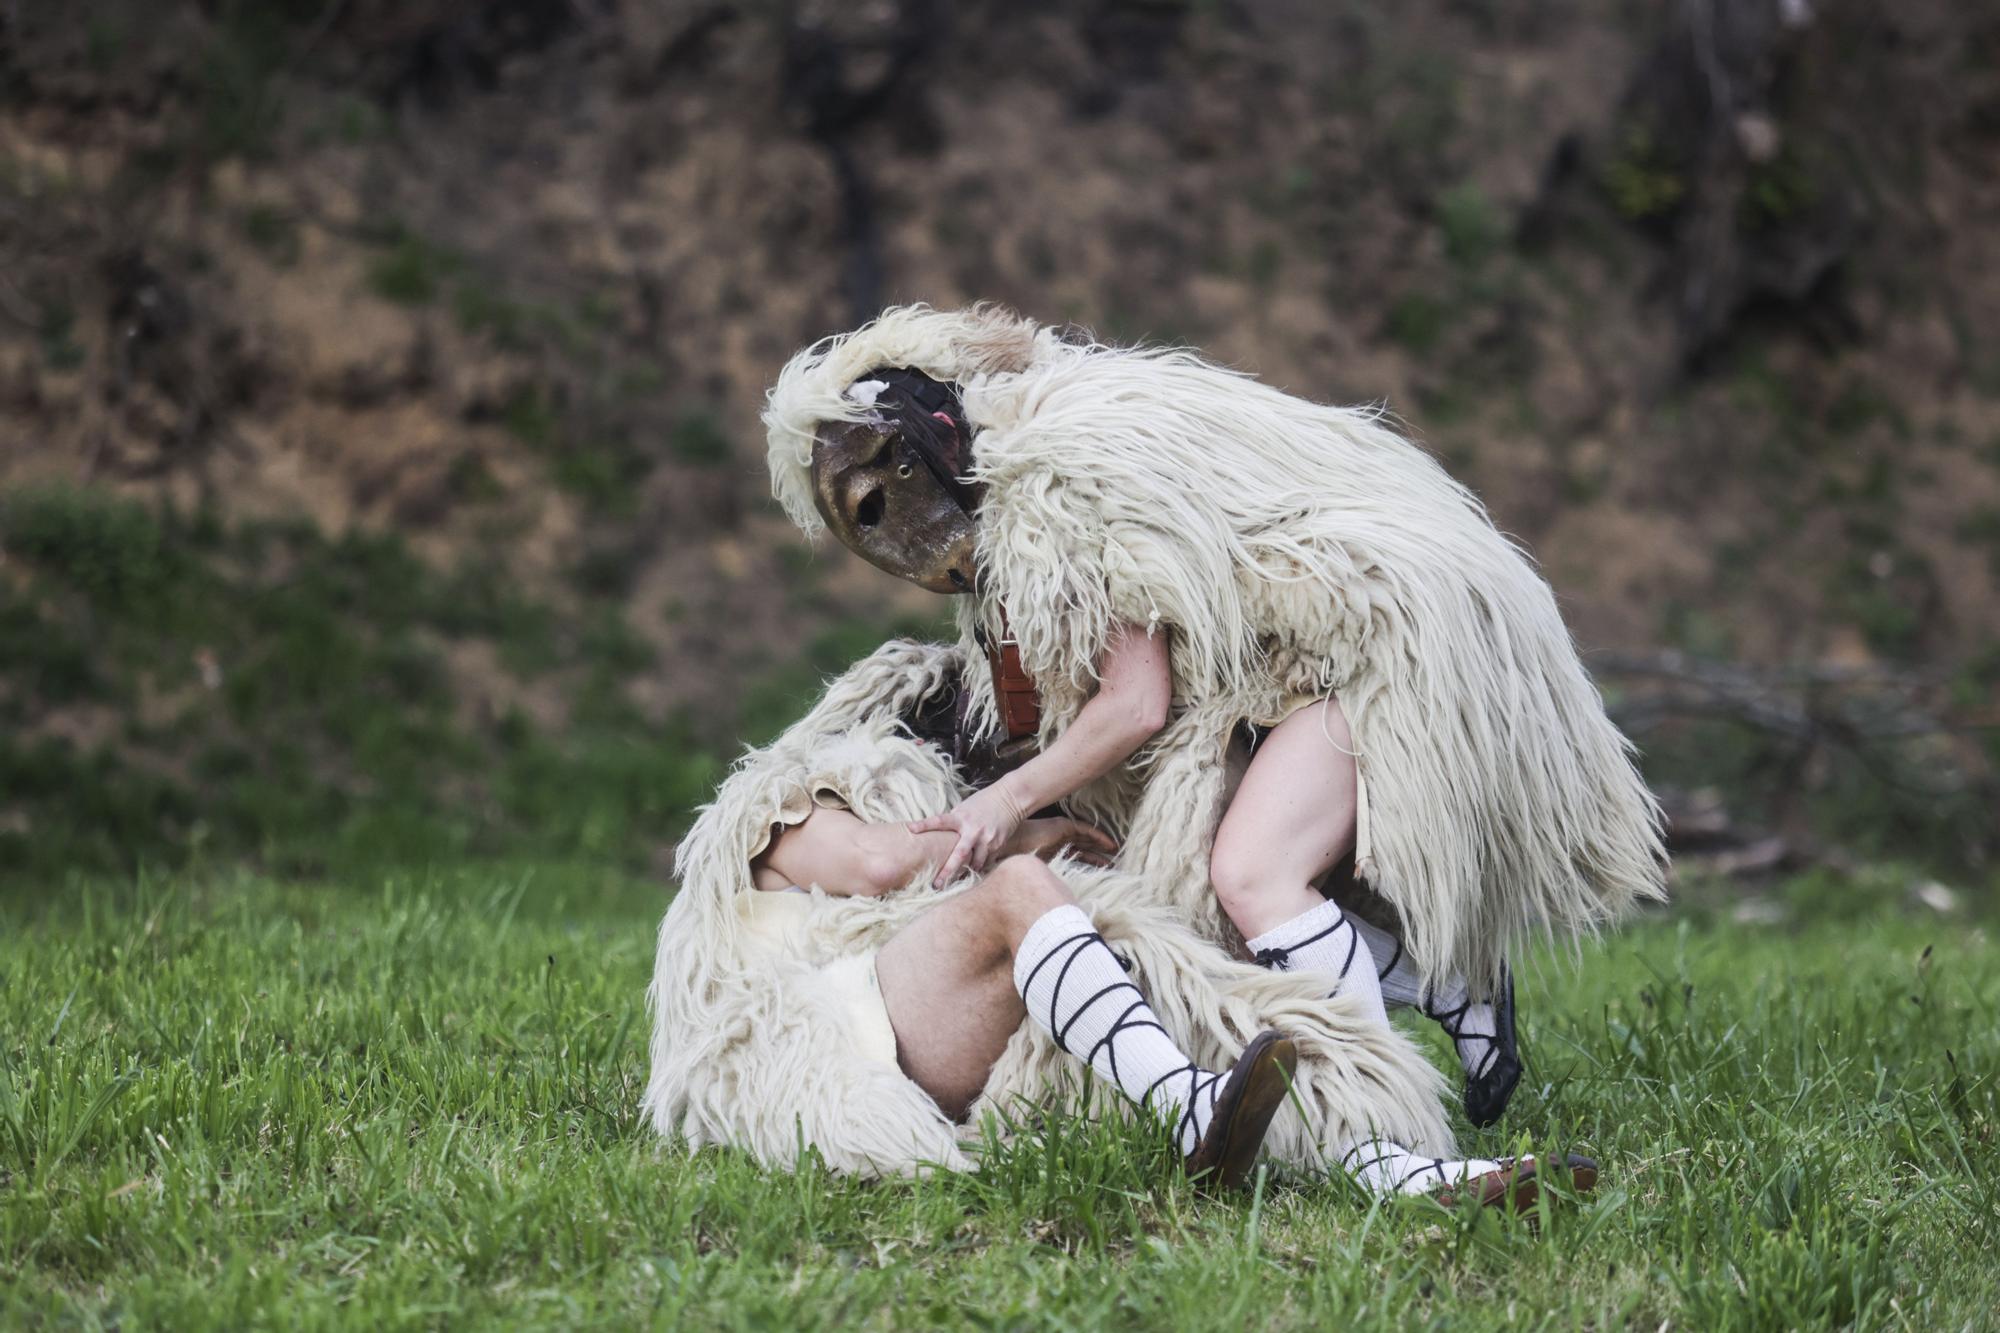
<box><xmin>1</xmin><ymin>870</ymin><xmax>1995</xmax><ymax>1330</ymax></box>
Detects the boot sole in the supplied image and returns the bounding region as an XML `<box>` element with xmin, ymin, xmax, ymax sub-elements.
<box><xmin>1465</xmin><ymin>1051</ymin><xmax>1523</xmax><ymax>1130</ymax></box>
<box><xmin>1185</xmin><ymin>1031</ymin><xmax>1299</xmax><ymax>1192</ymax></box>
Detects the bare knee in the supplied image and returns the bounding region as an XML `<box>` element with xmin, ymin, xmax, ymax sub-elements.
<box><xmin>1209</xmin><ymin>831</ymin><xmax>1347</xmax><ymax>938</ymax></box>
<box><xmin>853</xmin><ymin>845</ymin><xmax>915</xmax><ymax>898</ymax></box>
<box><xmin>1209</xmin><ymin>727</ymin><xmax>1359</xmax><ymax>936</ymax></box>
<box><xmin>1208</xmin><ymin>838</ymin><xmax>1272</xmax><ymax>925</ymax></box>
<box><xmin>971</xmin><ymin>855</ymin><xmax>1075</xmax><ymax>935</ymax></box>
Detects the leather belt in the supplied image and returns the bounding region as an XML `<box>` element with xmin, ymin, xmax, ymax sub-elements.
<box><xmin>980</xmin><ymin>612</ymin><xmax>1042</xmax><ymax>742</ymax></box>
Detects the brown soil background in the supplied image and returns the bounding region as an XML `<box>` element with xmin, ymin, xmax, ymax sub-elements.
<box><xmin>3</xmin><ymin>1</ymin><xmax>1998</xmax><ymax>816</ymax></box>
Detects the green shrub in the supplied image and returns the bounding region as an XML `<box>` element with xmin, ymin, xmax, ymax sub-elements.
<box><xmin>0</xmin><ymin>486</ymin><xmax>179</xmax><ymax>613</ymax></box>
<box><xmin>669</xmin><ymin>411</ymin><xmax>732</xmax><ymax>466</ymax></box>
<box><xmin>1741</xmin><ymin>147</ymin><xmax>1820</xmax><ymax>231</ymax></box>
<box><xmin>1437</xmin><ymin>182</ymin><xmax>1503</xmax><ymax>270</ymax></box>
<box><xmin>366</xmin><ymin>229</ymin><xmax>460</xmax><ymax>306</ymax></box>
<box><xmin>1602</xmin><ymin>125</ymin><xmax>1686</xmax><ymax>222</ymax></box>
<box><xmin>454</xmin><ymin>284</ymin><xmax>532</xmax><ymax>348</ymax></box>
<box><xmin>1385</xmin><ymin>292</ymin><xmax>1448</xmax><ymax>354</ymax></box>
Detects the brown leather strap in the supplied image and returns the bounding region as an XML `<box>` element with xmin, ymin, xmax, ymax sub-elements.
<box><xmin>984</xmin><ymin>611</ymin><xmax>1042</xmax><ymax>741</ymax></box>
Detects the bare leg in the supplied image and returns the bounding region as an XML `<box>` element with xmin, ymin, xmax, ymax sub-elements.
<box><xmin>1210</xmin><ymin>698</ymin><xmax>1360</xmax><ymax>938</ymax></box>
<box><xmin>875</xmin><ymin>858</ymin><xmax>1072</xmax><ymax>1118</ymax></box>
<box><xmin>877</xmin><ymin>856</ymin><xmax>1295</xmax><ymax>1187</ymax></box>
<box><xmin>1210</xmin><ymin>698</ymin><xmax>1389</xmax><ymax>1027</ymax></box>
<box><xmin>877</xmin><ymin>857</ymin><xmax>1527</xmax><ymax>1199</ymax></box>
<box><xmin>1222</xmin><ymin>705</ymin><xmax>1521</xmax><ymax>1126</ymax></box>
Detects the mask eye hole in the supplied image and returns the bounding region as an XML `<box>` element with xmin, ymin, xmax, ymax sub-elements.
<box><xmin>855</xmin><ymin>487</ymin><xmax>886</xmax><ymax>530</ymax></box>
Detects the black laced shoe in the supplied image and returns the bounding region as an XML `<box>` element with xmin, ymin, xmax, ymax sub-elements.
<box><xmin>1425</xmin><ymin>968</ymin><xmax>1522</xmax><ymax>1128</ymax></box>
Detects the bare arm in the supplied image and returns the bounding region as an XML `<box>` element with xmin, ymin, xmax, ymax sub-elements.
<box><xmin>753</xmin><ymin>808</ymin><xmax>957</xmax><ymax>897</ymax></box>
<box><xmin>754</xmin><ymin>807</ymin><xmax>1118</xmax><ymax>897</ymax></box>
<box><xmin>984</xmin><ymin>621</ymin><xmax>1171</xmax><ymax>816</ymax></box>
<box><xmin>911</xmin><ymin>620</ymin><xmax>1170</xmax><ymax>885</ymax></box>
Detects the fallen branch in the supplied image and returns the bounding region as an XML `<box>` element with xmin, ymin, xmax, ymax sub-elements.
<box><xmin>1597</xmin><ymin>649</ymin><xmax>1999</xmax><ymax>872</ymax></box>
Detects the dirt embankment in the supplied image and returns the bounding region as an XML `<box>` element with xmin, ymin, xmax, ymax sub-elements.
<box><xmin>2</xmin><ymin>1</ymin><xmax>1998</xmax><ymax>873</ymax></box>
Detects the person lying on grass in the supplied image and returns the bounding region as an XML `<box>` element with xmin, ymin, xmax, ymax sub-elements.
<box><xmin>754</xmin><ymin>804</ymin><xmax>1299</xmax><ymax>1191</ymax></box>
<box><xmin>754</xmin><ymin>803</ymin><xmax>1591</xmax><ymax>1202</ymax></box>
<box><xmin>644</xmin><ymin>640</ymin><xmax>1596</xmax><ymax>1205</ymax></box>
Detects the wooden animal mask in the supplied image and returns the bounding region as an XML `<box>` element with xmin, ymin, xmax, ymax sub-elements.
<box><xmin>809</xmin><ymin>370</ymin><xmax>979</xmax><ymax>595</ymax></box>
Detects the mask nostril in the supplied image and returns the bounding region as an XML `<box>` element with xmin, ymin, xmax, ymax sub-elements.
<box><xmin>855</xmin><ymin>488</ymin><xmax>886</xmax><ymax>529</ymax></box>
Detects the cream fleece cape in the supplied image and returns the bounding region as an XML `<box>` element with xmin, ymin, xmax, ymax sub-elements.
<box><xmin>644</xmin><ymin>640</ymin><xmax>1453</xmax><ymax>1178</ymax></box>
<box><xmin>765</xmin><ymin>305</ymin><xmax>1668</xmax><ymax>988</ymax></box>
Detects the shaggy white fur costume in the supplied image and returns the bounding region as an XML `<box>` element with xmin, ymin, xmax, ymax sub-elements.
<box><xmin>644</xmin><ymin>640</ymin><xmax>1454</xmax><ymax>1178</ymax></box>
<box><xmin>764</xmin><ymin>306</ymin><xmax>1667</xmax><ymax>988</ymax></box>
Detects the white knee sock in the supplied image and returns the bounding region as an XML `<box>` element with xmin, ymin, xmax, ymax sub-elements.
<box><xmin>1423</xmin><ymin>981</ymin><xmax>1500</xmax><ymax>1082</ymax></box>
<box><xmin>1348</xmin><ymin>915</ymin><xmax>1499</xmax><ymax>1081</ymax></box>
<box><xmin>1014</xmin><ymin>904</ymin><xmax>1224</xmax><ymax>1156</ymax></box>
<box><xmin>1336</xmin><ymin>1138</ymin><xmax>1509</xmax><ymax>1196</ymax></box>
<box><xmin>1245</xmin><ymin>900</ymin><xmax>1390</xmax><ymax>1029</ymax></box>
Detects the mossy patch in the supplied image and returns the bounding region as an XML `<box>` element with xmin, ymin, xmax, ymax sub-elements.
<box><xmin>1601</xmin><ymin>124</ymin><xmax>1686</xmax><ymax>223</ymax></box>
<box><xmin>668</xmin><ymin>410</ymin><xmax>732</xmax><ymax>466</ymax></box>
<box><xmin>1437</xmin><ymin>182</ymin><xmax>1504</xmax><ymax>271</ymax></box>
<box><xmin>0</xmin><ymin>486</ymin><xmax>715</xmax><ymax>883</ymax></box>
<box><xmin>366</xmin><ymin>228</ymin><xmax>463</xmax><ymax>307</ymax></box>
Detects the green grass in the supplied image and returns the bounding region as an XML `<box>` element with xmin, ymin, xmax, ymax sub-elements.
<box><xmin>2</xmin><ymin>876</ymin><xmax>1995</xmax><ymax>1328</ymax></box>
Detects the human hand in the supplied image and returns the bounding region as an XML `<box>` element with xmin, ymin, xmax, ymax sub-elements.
<box><xmin>909</xmin><ymin>783</ymin><xmax>1029</xmax><ymax>886</ymax></box>
<box><xmin>1001</xmin><ymin>817</ymin><xmax>1118</xmax><ymax>868</ymax></box>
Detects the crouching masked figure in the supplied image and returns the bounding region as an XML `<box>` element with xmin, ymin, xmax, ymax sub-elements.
<box><xmin>644</xmin><ymin>640</ymin><xmax>1589</xmax><ymax>1203</ymax></box>
<box><xmin>760</xmin><ymin>305</ymin><xmax>1670</xmax><ymax>1127</ymax></box>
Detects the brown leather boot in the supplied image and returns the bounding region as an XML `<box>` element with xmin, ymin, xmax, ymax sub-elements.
<box><xmin>1183</xmin><ymin>1030</ymin><xmax>1299</xmax><ymax>1191</ymax></box>
<box><xmin>1436</xmin><ymin>1153</ymin><xmax>1599</xmax><ymax>1210</ymax></box>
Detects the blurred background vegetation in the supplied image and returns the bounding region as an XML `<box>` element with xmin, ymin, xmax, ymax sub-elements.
<box><xmin>1</xmin><ymin>0</ymin><xmax>1996</xmax><ymax>904</ymax></box>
